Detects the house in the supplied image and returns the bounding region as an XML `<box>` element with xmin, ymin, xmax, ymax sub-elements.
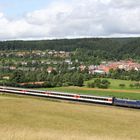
<box><xmin>79</xmin><ymin>65</ymin><xmax>86</xmax><ymax>71</ymax></box>
<box><xmin>9</xmin><ymin>66</ymin><xmax>16</xmax><ymax>70</ymax></box>
<box><xmin>3</xmin><ymin>76</ymin><xmax>10</xmax><ymax>80</ymax></box>
<box><xmin>94</xmin><ymin>70</ymin><xmax>105</xmax><ymax>74</ymax></box>
<box><xmin>47</xmin><ymin>67</ymin><xmax>54</xmax><ymax>73</ymax></box>
<box><xmin>65</xmin><ymin>59</ymin><xmax>72</xmax><ymax>65</ymax></box>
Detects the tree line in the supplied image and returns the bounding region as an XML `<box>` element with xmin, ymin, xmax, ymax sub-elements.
<box><xmin>0</xmin><ymin>69</ymin><xmax>92</xmax><ymax>88</ymax></box>
<box><xmin>0</xmin><ymin>37</ymin><xmax>140</xmax><ymax>60</ymax></box>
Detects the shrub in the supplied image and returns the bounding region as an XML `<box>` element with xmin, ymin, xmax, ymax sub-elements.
<box><xmin>134</xmin><ymin>83</ymin><xmax>140</xmax><ymax>88</ymax></box>
<box><xmin>99</xmin><ymin>83</ymin><xmax>109</xmax><ymax>89</ymax></box>
<box><xmin>129</xmin><ymin>84</ymin><xmax>134</xmax><ymax>88</ymax></box>
<box><xmin>119</xmin><ymin>84</ymin><xmax>125</xmax><ymax>88</ymax></box>
<box><xmin>87</xmin><ymin>82</ymin><xmax>95</xmax><ymax>88</ymax></box>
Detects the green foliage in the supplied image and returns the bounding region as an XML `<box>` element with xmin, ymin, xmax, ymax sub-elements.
<box><xmin>10</xmin><ymin>70</ymin><xmax>26</xmax><ymax>83</ymax></box>
<box><xmin>87</xmin><ymin>79</ymin><xmax>110</xmax><ymax>89</ymax></box>
<box><xmin>109</xmin><ymin>69</ymin><xmax>140</xmax><ymax>81</ymax></box>
<box><xmin>43</xmin><ymin>81</ymin><xmax>55</xmax><ymax>88</ymax></box>
<box><xmin>1</xmin><ymin>37</ymin><xmax>140</xmax><ymax>89</ymax></box>
<box><xmin>119</xmin><ymin>84</ymin><xmax>126</xmax><ymax>88</ymax></box>
<box><xmin>87</xmin><ymin>82</ymin><xmax>95</xmax><ymax>88</ymax></box>
<box><xmin>8</xmin><ymin>69</ymin><xmax>85</xmax><ymax>88</ymax></box>
<box><xmin>129</xmin><ymin>84</ymin><xmax>134</xmax><ymax>88</ymax></box>
<box><xmin>71</xmin><ymin>73</ymin><xmax>84</xmax><ymax>87</ymax></box>
<box><xmin>129</xmin><ymin>83</ymin><xmax>140</xmax><ymax>89</ymax></box>
<box><xmin>0</xmin><ymin>37</ymin><xmax>140</xmax><ymax>60</ymax></box>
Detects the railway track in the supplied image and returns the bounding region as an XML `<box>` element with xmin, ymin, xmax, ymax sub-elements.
<box><xmin>0</xmin><ymin>86</ymin><xmax>140</xmax><ymax>108</ymax></box>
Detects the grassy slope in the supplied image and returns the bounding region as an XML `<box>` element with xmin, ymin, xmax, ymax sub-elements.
<box><xmin>0</xmin><ymin>94</ymin><xmax>140</xmax><ymax>140</ymax></box>
<box><xmin>39</xmin><ymin>78</ymin><xmax>140</xmax><ymax>100</ymax></box>
<box><xmin>40</xmin><ymin>86</ymin><xmax>140</xmax><ymax>100</ymax></box>
<box><xmin>85</xmin><ymin>78</ymin><xmax>140</xmax><ymax>90</ymax></box>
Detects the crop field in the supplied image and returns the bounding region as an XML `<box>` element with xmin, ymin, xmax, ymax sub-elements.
<box><xmin>0</xmin><ymin>93</ymin><xmax>140</xmax><ymax>140</ymax></box>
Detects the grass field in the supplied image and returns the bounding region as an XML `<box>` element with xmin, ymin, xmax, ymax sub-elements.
<box><xmin>40</xmin><ymin>86</ymin><xmax>140</xmax><ymax>100</ymax></box>
<box><xmin>85</xmin><ymin>78</ymin><xmax>140</xmax><ymax>90</ymax></box>
<box><xmin>38</xmin><ymin>78</ymin><xmax>140</xmax><ymax>100</ymax></box>
<box><xmin>0</xmin><ymin>94</ymin><xmax>140</xmax><ymax>140</ymax></box>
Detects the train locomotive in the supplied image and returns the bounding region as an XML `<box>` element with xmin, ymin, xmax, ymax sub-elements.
<box><xmin>0</xmin><ymin>86</ymin><xmax>140</xmax><ymax>109</ymax></box>
<box><xmin>113</xmin><ymin>98</ymin><xmax>140</xmax><ymax>108</ymax></box>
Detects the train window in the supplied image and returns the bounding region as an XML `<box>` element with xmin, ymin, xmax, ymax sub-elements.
<box><xmin>80</xmin><ymin>96</ymin><xmax>109</xmax><ymax>101</ymax></box>
<box><xmin>50</xmin><ymin>93</ymin><xmax>72</xmax><ymax>97</ymax></box>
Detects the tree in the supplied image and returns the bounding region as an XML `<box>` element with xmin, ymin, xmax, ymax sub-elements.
<box><xmin>77</xmin><ymin>74</ymin><xmax>84</xmax><ymax>87</ymax></box>
<box><xmin>10</xmin><ymin>70</ymin><xmax>26</xmax><ymax>83</ymax></box>
<box><xmin>87</xmin><ymin>82</ymin><xmax>95</xmax><ymax>88</ymax></box>
<box><xmin>129</xmin><ymin>84</ymin><xmax>134</xmax><ymax>88</ymax></box>
<box><xmin>94</xmin><ymin>79</ymin><xmax>102</xmax><ymax>88</ymax></box>
<box><xmin>102</xmin><ymin>79</ymin><xmax>110</xmax><ymax>85</ymax></box>
<box><xmin>71</xmin><ymin>73</ymin><xmax>84</xmax><ymax>87</ymax></box>
<box><xmin>43</xmin><ymin>81</ymin><xmax>54</xmax><ymax>88</ymax></box>
<box><xmin>99</xmin><ymin>83</ymin><xmax>109</xmax><ymax>89</ymax></box>
<box><xmin>134</xmin><ymin>83</ymin><xmax>140</xmax><ymax>88</ymax></box>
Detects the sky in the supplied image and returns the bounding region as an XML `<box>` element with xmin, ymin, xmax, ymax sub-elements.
<box><xmin>0</xmin><ymin>0</ymin><xmax>140</xmax><ymax>40</ymax></box>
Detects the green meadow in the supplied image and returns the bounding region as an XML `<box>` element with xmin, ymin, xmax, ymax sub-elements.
<box><xmin>85</xmin><ymin>78</ymin><xmax>140</xmax><ymax>90</ymax></box>
<box><xmin>39</xmin><ymin>78</ymin><xmax>140</xmax><ymax>100</ymax></box>
<box><xmin>40</xmin><ymin>86</ymin><xmax>140</xmax><ymax>100</ymax></box>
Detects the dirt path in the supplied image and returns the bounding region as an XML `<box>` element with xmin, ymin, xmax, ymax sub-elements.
<box><xmin>67</xmin><ymin>86</ymin><xmax>140</xmax><ymax>94</ymax></box>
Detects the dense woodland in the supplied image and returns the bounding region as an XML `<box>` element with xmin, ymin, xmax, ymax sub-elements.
<box><xmin>0</xmin><ymin>37</ymin><xmax>140</xmax><ymax>60</ymax></box>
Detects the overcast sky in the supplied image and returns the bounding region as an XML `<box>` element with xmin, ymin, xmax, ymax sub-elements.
<box><xmin>0</xmin><ymin>0</ymin><xmax>140</xmax><ymax>40</ymax></box>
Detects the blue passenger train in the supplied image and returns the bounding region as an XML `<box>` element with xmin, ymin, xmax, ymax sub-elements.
<box><xmin>113</xmin><ymin>98</ymin><xmax>140</xmax><ymax>108</ymax></box>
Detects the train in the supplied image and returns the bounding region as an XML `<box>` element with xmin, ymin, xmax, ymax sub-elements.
<box><xmin>0</xmin><ymin>86</ymin><xmax>140</xmax><ymax>109</ymax></box>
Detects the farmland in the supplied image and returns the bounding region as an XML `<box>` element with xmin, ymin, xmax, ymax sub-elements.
<box><xmin>0</xmin><ymin>94</ymin><xmax>140</xmax><ymax>140</ymax></box>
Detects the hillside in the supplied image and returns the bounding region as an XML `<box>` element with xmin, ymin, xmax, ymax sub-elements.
<box><xmin>0</xmin><ymin>37</ymin><xmax>140</xmax><ymax>60</ymax></box>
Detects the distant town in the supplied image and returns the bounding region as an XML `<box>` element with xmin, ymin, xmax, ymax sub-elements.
<box><xmin>0</xmin><ymin>50</ymin><xmax>140</xmax><ymax>75</ymax></box>
<box><xmin>0</xmin><ymin>49</ymin><xmax>140</xmax><ymax>89</ymax></box>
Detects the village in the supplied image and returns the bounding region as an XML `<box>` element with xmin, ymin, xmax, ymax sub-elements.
<box><xmin>0</xmin><ymin>50</ymin><xmax>140</xmax><ymax>76</ymax></box>
<box><xmin>87</xmin><ymin>60</ymin><xmax>140</xmax><ymax>74</ymax></box>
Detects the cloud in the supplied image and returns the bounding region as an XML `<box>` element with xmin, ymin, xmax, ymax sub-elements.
<box><xmin>0</xmin><ymin>0</ymin><xmax>140</xmax><ymax>40</ymax></box>
<box><xmin>110</xmin><ymin>0</ymin><xmax>140</xmax><ymax>9</ymax></box>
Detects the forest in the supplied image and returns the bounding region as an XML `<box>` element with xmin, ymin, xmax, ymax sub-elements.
<box><xmin>0</xmin><ymin>37</ymin><xmax>140</xmax><ymax>60</ymax></box>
